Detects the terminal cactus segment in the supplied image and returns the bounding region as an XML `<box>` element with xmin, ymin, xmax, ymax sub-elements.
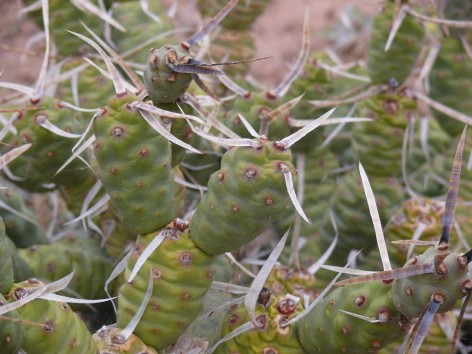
<box><xmin>144</xmin><ymin>45</ymin><xmax>195</xmax><ymax>104</ymax></box>
<box><xmin>92</xmin><ymin>92</ymin><xmax>175</xmax><ymax>235</ymax></box>
<box><xmin>215</xmin><ymin>294</ymin><xmax>304</xmax><ymax>354</ymax></box>
<box><xmin>189</xmin><ymin>139</ymin><xmax>296</xmax><ymax>255</ymax></box>
<box><xmin>296</xmin><ymin>280</ymin><xmax>411</xmax><ymax>353</ymax></box>
<box><xmin>391</xmin><ymin>246</ymin><xmax>472</xmax><ymax>318</ymax></box>
<box><xmin>93</xmin><ymin>327</ymin><xmax>158</xmax><ymax>354</ymax></box>
<box><xmin>116</xmin><ymin>221</ymin><xmax>216</xmax><ymax>350</ymax></box>
<box><xmin>4</xmin><ymin>279</ymin><xmax>97</xmax><ymax>354</ymax></box>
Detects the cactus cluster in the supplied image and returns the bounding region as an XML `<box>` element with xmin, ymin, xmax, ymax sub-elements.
<box><xmin>2</xmin><ymin>0</ymin><xmax>472</xmax><ymax>353</ymax></box>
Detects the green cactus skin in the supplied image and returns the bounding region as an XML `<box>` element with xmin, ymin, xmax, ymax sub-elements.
<box><xmin>1</xmin><ymin>97</ymin><xmax>91</xmax><ymax>192</ymax></box>
<box><xmin>441</xmin><ymin>0</ymin><xmax>472</xmax><ymax>38</ymax></box>
<box><xmin>116</xmin><ymin>223</ymin><xmax>216</xmax><ymax>350</ymax></box>
<box><xmin>429</xmin><ymin>37</ymin><xmax>472</xmax><ymax>136</ymax></box>
<box><xmin>97</xmin><ymin>207</ymin><xmax>136</xmax><ymax>260</ymax></box>
<box><xmin>5</xmin><ymin>279</ymin><xmax>97</xmax><ymax>354</ymax></box>
<box><xmin>93</xmin><ymin>93</ymin><xmax>175</xmax><ymax>235</ymax></box>
<box><xmin>0</xmin><ymin>219</ymin><xmax>14</xmax><ymax>293</ymax></box>
<box><xmin>4</xmin><ymin>236</ymin><xmax>32</xmax><ymax>282</ymax></box>
<box><xmin>55</xmin><ymin>58</ymin><xmax>116</xmax><ymax>110</ymax></box>
<box><xmin>144</xmin><ymin>45</ymin><xmax>194</xmax><ymax>104</ymax></box>
<box><xmin>379</xmin><ymin>312</ymin><xmax>456</xmax><ymax>354</ymax></box>
<box><xmin>215</xmin><ymin>295</ymin><xmax>305</xmax><ymax>354</ymax></box>
<box><xmin>180</xmin><ymin>136</ymin><xmax>222</xmax><ymax>187</ymax></box>
<box><xmin>277</xmin><ymin>146</ymin><xmax>340</xmax><ymax>242</ymax></box>
<box><xmin>18</xmin><ymin>236</ymin><xmax>113</xmax><ymax>299</ymax></box>
<box><xmin>190</xmin><ymin>139</ymin><xmax>296</xmax><ymax>255</ymax></box>
<box><xmin>316</xmin><ymin>170</ymin><xmax>404</xmax><ymax>266</ymax></box>
<box><xmin>367</xmin><ymin>1</ymin><xmax>423</xmax><ymax>85</ymax></box>
<box><xmin>0</xmin><ymin>293</ymin><xmax>25</xmax><ymax>354</ymax></box>
<box><xmin>296</xmin><ymin>280</ymin><xmax>411</xmax><ymax>353</ymax></box>
<box><xmin>197</xmin><ymin>0</ymin><xmax>273</xmax><ymax>31</ymax></box>
<box><xmin>352</xmin><ymin>93</ymin><xmax>415</xmax><ymax>177</ymax></box>
<box><xmin>93</xmin><ymin>327</ymin><xmax>158</xmax><ymax>354</ymax></box>
<box><xmin>384</xmin><ymin>197</ymin><xmax>459</xmax><ymax>268</ymax></box>
<box><xmin>0</xmin><ymin>188</ymin><xmax>49</xmax><ymax>248</ymax></box>
<box><xmin>392</xmin><ymin>246</ymin><xmax>472</xmax><ymax>318</ymax></box>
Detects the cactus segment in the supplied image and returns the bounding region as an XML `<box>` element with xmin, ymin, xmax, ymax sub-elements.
<box><xmin>215</xmin><ymin>294</ymin><xmax>304</xmax><ymax>354</ymax></box>
<box><xmin>93</xmin><ymin>327</ymin><xmax>158</xmax><ymax>354</ymax></box>
<box><xmin>1</xmin><ymin>97</ymin><xmax>91</xmax><ymax>192</ymax></box>
<box><xmin>92</xmin><ymin>93</ymin><xmax>175</xmax><ymax>235</ymax></box>
<box><xmin>296</xmin><ymin>280</ymin><xmax>411</xmax><ymax>353</ymax></box>
<box><xmin>190</xmin><ymin>140</ymin><xmax>296</xmax><ymax>255</ymax></box>
<box><xmin>18</xmin><ymin>235</ymin><xmax>114</xmax><ymax>299</ymax></box>
<box><xmin>391</xmin><ymin>246</ymin><xmax>472</xmax><ymax>318</ymax></box>
<box><xmin>367</xmin><ymin>2</ymin><xmax>423</xmax><ymax>85</ymax></box>
<box><xmin>5</xmin><ymin>279</ymin><xmax>97</xmax><ymax>354</ymax></box>
<box><xmin>116</xmin><ymin>223</ymin><xmax>216</xmax><ymax>350</ymax></box>
<box><xmin>144</xmin><ymin>45</ymin><xmax>195</xmax><ymax>104</ymax></box>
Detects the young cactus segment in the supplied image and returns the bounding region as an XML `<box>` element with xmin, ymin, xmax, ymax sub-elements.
<box><xmin>93</xmin><ymin>326</ymin><xmax>158</xmax><ymax>354</ymax></box>
<box><xmin>214</xmin><ymin>294</ymin><xmax>304</xmax><ymax>354</ymax></box>
<box><xmin>92</xmin><ymin>92</ymin><xmax>175</xmax><ymax>235</ymax></box>
<box><xmin>116</xmin><ymin>221</ymin><xmax>216</xmax><ymax>350</ymax></box>
<box><xmin>144</xmin><ymin>45</ymin><xmax>197</xmax><ymax>104</ymax></box>
<box><xmin>391</xmin><ymin>246</ymin><xmax>472</xmax><ymax>318</ymax></box>
<box><xmin>296</xmin><ymin>280</ymin><xmax>411</xmax><ymax>353</ymax></box>
<box><xmin>143</xmin><ymin>0</ymin><xmax>240</xmax><ymax>104</ymax></box>
<box><xmin>189</xmin><ymin>139</ymin><xmax>296</xmax><ymax>255</ymax></box>
<box><xmin>4</xmin><ymin>279</ymin><xmax>98</xmax><ymax>354</ymax></box>
<box><xmin>367</xmin><ymin>1</ymin><xmax>424</xmax><ymax>85</ymax></box>
<box><xmin>0</xmin><ymin>294</ymin><xmax>25</xmax><ymax>354</ymax></box>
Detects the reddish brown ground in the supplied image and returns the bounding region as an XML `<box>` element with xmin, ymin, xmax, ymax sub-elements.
<box><xmin>0</xmin><ymin>0</ymin><xmax>379</xmax><ymax>92</ymax></box>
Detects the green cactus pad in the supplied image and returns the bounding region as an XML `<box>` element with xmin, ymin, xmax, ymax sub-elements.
<box><xmin>190</xmin><ymin>140</ymin><xmax>296</xmax><ymax>255</ymax></box>
<box><xmin>216</xmin><ymin>295</ymin><xmax>305</xmax><ymax>354</ymax></box>
<box><xmin>392</xmin><ymin>246</ymin><xmax>472</xmax><ymax>318</ymax></box>
<box><xmin>296</xmin><ymin>280</ymin><xmax>411</xmax><ymax>353</ymax></box>
<box><xmin>144</xmin><ymin>45</ymin><xmax>194</xmax><ymax>104</ymax></box>
<box><xmin>116</xmin><ymin>223</ymin><xmax>216</xmax><ymax>350</ymax></box>
<box><xmin>5</xmin><ymin>279</ymin><xmax>97</xmax><ymax>354</ymax></box>
<box><xmin>93</xmin><ymin>93</ymin><xmax>175</xmax><ymax>235</ymax></box>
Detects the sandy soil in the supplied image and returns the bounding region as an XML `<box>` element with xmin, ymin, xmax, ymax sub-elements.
<box><xmin>0</xmin><ymin>0</ymin><xmax>380</xmax><ymax>92</ymax></box>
